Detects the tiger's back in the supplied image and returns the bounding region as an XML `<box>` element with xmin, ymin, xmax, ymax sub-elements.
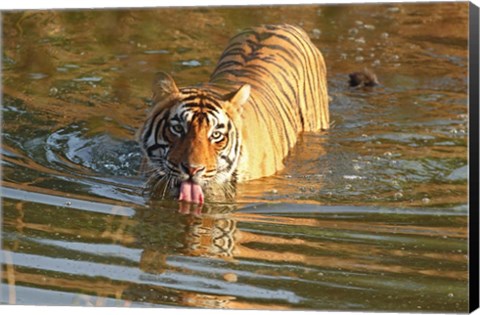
<box><xmin>209</xmin><ymin>24</ymin><xmax>329</xmax><ymax>181</ymax></box>
<box><xmin>139</xmin><ymin>24</ymin><xmax>329</xmax><ymax>203</ymax></box>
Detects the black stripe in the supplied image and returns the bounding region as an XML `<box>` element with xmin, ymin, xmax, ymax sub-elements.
<box><xmin>241</xmin><ymin>63</ymin><xmax>297</xmax><ymax>140</ymax></box>
<box><xmin>220</xmin><ymin>154</ymin><xmax>233</xmax><ymax>165</ymax></box>
<box><xmin>161</xmin><ymin>117</ymin><xmax>171</xmax><ymax>141</ymax></box>
<box><xmin>265</xmin><ymin>31</ymin><xmax>318</xmax><ymax>129</ymax></box>
<box><xmin>182</xmin><ymin>101</ymin><xmax>221</xmax><ymax>114</ymax></box>
<box><xmin>223</xmin><ymin>122</ymin><xmax>240</xmax><ymax>173</ymax></box>
<box><xmin>146</xmin><ymin>143</ymin><xmax>168</xmax><ymax>157</ymax></box>
<box><xmin>227</xmin><ymin>28</ymin><xmax>255</xmax><ymax>42</ymax></box>
<box><xmin>143</xmin><ymin>109</ymin><xmax>168</xmax><ymax>145</ymax></box>
<box><xmin>181</xmin><ymin>94</ymin><xmax>200</xmax><ymax>103</ymax></box>
<box><xmin>201</xmin><ymin>96</ymin><xmax>223</xmax><ymax>109</ymax></box>
<box><xmin>170</xmin><ymin>115</ymin><xmax>181</xmax><ymax>123</ymax></box>
<box><xmin>283</xmin><ymin>27</ymin><xmax>322</xmax><ymax>128</ymax></box>
<box><xmin>213</xmin><ymin>60</ymin><xmax>244</xmax><ymax>74</ymax></box>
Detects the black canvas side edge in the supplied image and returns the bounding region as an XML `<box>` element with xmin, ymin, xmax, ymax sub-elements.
<box><xmin>469</xmin><ymin>1</ymin><xmax>480</xmax><ymax>313</ymax></box>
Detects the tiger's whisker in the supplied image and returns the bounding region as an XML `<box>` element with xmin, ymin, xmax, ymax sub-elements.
<box><xmin>161</xmin><ymin>175</ymin><xmax>172</xmax><ymax>200</ymax></box>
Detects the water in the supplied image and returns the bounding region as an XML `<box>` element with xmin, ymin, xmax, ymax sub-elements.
<box><xmin>1</xmin><ymin>3</ymin><xmax>469</xmax><ymax>312</ymax></box>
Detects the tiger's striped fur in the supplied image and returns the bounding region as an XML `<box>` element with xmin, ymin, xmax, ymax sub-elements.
<box><xmin>139</xmin><ymin>24</ymin><xmax>329</xmax><ymax>202</ymax></box>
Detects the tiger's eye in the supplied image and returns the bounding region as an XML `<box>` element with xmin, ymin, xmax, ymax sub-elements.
<box><xmin>170</xmin><ymin>124</ymin><xmax>183</xmax><ymax>135</ymax></box>
<box><xmin>211</xmin><ymin>131</ymin><xmax>224</xmax><ymax>141</ymax></box>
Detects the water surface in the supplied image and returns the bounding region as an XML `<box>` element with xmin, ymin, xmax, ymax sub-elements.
<box><xmin>1</xmin><ymin>2</ymin><xmax>469</xmax><ymax>312</ymax></box>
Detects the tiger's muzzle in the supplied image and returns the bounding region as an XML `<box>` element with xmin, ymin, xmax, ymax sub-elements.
<box><xmin>177</xmin><ymin>162</ymin><xmax>207</xmax><ymax>204</ymax></box>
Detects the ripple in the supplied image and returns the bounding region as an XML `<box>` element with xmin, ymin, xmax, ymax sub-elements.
<box><xmin>73</xmin><ymin>76</ymin><xmax>103</xmax><ymax>82</ymax></box>
<box><xmin>46</xmin><ymin>123</ymin><xmax>142</xmax><ymax>177</ymax></box>
<box><xmin>446</xmin><ymin>165</ymin><xmax>467</xmax><ymax>182</ymax></box>
<box><xmin>29</xmin><ymin>72</ymin><xmax>49</xmax><ymax>80</ymax></box>
<box><xmin>180</xmin><ymin>60</ymin><xmax>202</xmax><ymax>67</ymax></box>
<box><xmin>143</xmin><ymin>49</ymin><xmax>169</xmax><ymax>54</ymax></box>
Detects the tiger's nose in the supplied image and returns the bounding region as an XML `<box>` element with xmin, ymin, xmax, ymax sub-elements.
<box><xmin>181</xmin><ymin>163</ymin><xmax>206</xmax><ymax>177</ymax></box>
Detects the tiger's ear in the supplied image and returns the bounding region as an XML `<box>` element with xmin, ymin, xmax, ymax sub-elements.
<box><xmin>152</xmin><ymin>72</ymin><xmax>180</xmax><ymax>104</ymax></box>
<box><xmin>224</xmin><ymin>84</ymin><xmax>250</xmax><ymax>114</ymax></box>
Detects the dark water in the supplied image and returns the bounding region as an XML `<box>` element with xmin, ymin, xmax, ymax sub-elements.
<box><xmin>1</xmin><ymin>3</ymin><xmax>469</xmax><ymax>312</ymax></box>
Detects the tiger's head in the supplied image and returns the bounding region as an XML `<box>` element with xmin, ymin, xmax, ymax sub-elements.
<box><xmin>139</xmin><ymin>72</ymin><xmax>251</xmax><ymax>204</ymax></box>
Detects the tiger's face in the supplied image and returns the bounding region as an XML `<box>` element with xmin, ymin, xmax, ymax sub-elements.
<box><xmin>140</xmin><ymin>72</ymin><xmax>250</xmax><ymax>204</ymax></box>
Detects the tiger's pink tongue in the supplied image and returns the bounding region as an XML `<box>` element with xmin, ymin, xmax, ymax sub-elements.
<box><xmin>179</xmin><ymin>181</ymin><xmax>204</xmax><ymax>204</ymax></box>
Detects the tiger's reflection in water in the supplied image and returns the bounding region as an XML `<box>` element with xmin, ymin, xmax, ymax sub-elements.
<box><xmin>137</xmin><ymin>203</ymin><xmax>239</xmax><ymax>268</ymax></box>
<box><xmin>135</xmin><ymin>202</ymin><xmax>303</xmax><ymax>309</ymax></box>
<box><xmin>134</xmin><ymin>202</ymin><xmax>239</xmax><ymax>308</ymax></box>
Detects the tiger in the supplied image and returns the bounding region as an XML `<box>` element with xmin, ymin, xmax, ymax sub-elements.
<box><xmin>138</xmin><ymin>24</ymin><xmax>329</xmax><ymax>204</ymax></box>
